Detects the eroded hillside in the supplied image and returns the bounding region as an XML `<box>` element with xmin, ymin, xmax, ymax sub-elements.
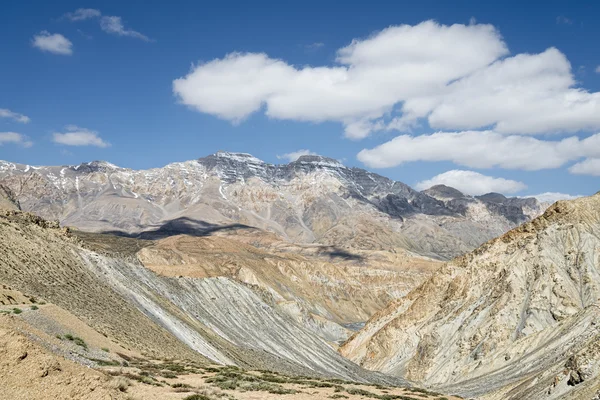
<box><xmin>0</xmin><ymin>192</ymin><xmax>468</xmax><ymax>399</ymax></box>
<box><xmin>340</xmin><ymin>194</ymin><xmax>600</xmax><ymax>399</ymax></box>
<box><xmin>0</xmin><ymin>204</ymin><xmax>418</xmax><ymax>385</ymax></box>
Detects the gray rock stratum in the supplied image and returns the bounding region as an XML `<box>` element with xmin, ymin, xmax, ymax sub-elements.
<box><xmin>0</xmin><ymin>206</ymin><xmax>404</xmax><ymax>384</ymax></box>
<box><xmin>340</xmin><ymin>193</ymin><xmax>600</xmax><ymax>399</ymax></box>
<box><xmin>0</xmin><ymin>153</ymin><xmax>546</xmax><ymax>259</ymax></box>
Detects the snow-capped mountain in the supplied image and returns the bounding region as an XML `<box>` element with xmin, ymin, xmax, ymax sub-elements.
<box><xmin>0</xmin><ymin>152</ymin><xmax>547</xmax><ymax>259</ymax></box>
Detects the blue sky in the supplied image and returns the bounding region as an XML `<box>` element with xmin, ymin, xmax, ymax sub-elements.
<box><xmin>1</xmin><ymin>0</ymin><xmax>599</xmax><ymax>200</ymax></box>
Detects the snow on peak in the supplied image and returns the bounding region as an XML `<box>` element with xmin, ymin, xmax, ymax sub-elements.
<box><xmin>294</xmin><ymin>155</ymin><xmax>344</xmax><ymax>168</ymax></box>
<box><xmin>214</xmin><ymin>151</ymin><xmax>265</xmax><ymax>164</ymax></box>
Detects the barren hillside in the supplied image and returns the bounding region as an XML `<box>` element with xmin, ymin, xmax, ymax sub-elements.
<box><xmin>341</xmin><ymin>194</ymin><xmax>600</xmax><ymax>399</ymax></box>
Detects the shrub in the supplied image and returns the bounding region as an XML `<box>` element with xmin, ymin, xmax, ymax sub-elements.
<box><xmin>12</xmin><ymin>308</ymin><xmax>22</xmax><ymax>314</ymax></box>
<box><xmin>30</xmin><ymin>305</ymin><xmax>38</xmax><ymax>310</ymax></box>
<box><xmin>101</xmin><ymin>347</ymin><xmax>109</xmax><ymax>352</ymax></box>
<box><xmin>183</xmin><ymin>395</ymin><xmax>212</xmax><ymax>400</ymax></box>
<box><xmin>172</xmin><ymin>383</ymin><xmax>192</xmax><ymax>388</ymax></box>
<box><xmin>63</xmin><ymin>334</ymin><xmax>87</xmax><ymax>349</ymax></box>
<box><xmin>108</xmin><ymin>377</ymin><xmax>130</xmax><ymax>392</ymax></box>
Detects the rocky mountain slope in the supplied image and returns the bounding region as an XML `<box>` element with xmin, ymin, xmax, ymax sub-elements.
<box><xmin>340</xmin><ymin>193</ymin><xmax>600</xmax><ymax>399</ymax></box>
<box><xmin>0</xmin><ymin>152</ymin><xmax>546</xmax><ymax>259</ymax></box>
<box><xmin>0</xmin><ymin>200</ymin><xmax>412</xmax><ymax>385</ymax></box>
<box><xmin>132</xmin><ymin>229</ymin><xmax>441</xmax><ymax>344</ymax></box>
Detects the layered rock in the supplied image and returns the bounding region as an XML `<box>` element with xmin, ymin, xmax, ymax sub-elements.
<box><xmin>0</xmin><ymin>207</ymin><xmax>403</xmax><ymax>383</ymax></box>
<box><xmin>340</xmin><ymin>194</ymin><xmax>600</xmax><ymax>399</ymax></box>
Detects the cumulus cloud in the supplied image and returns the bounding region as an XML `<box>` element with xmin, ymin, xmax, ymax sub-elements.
<box><xmin>63</xmin><ymin>8</ymin><xmax>101</xmax><ymax>21</ymax></box>
<box><xmin>173</xmin><ymin>20</ymin><xmax>600</xmax><ymax>139</ymax></box>
<box><xmin>32</xmin><ymin>31</ymin><xmax>73</xmax><ymax>55</ymax></box>
<box><xmin>357</xmin><ymin>130</ymin><xmax>600</xmax><ymax>170</ymax></box>
<box><xmin>0</xmin><ymin>109</ymin><xmax>30</xmax><ymax>123</ymax></box>
<box><xmin>415</xmin><ymin>170</ymin><xmax>526</xmax><ymax>196</ymax></box>
<box><xmin>52</xmin><ymin>126</ymin><xmax>110</xmax><ymax>147</ymax></box>
<box><xmin>524</xmin><ymin>192</ymin><xmax>583</xmax><ymax>203</ymax></box>
<box><xmin>276</xmin><ymin>149</ymin><xmax>317</xmax><ymax>162</ymax></box>
<box><xmin>596</xmin><ymin>66</ymin><xmax>600</xmax><ymax>74</ymax></box>
<box><xmin>399</xmin><ymin>48</ymin><xmax>600</xmax><ymax>135</ymax></box>
<box><xmin>100</xmin><ymin>16</ymin><xmax>152</xmax><ymax>41</ymax></box>
<box><xmin>0</xmin><ymin>132</ymin><xmax>33</xmax><ymax>147</ymax></box>
<box><xmin>173</xmin><ymin>21</ymin><xmax>507</xmax><ymax>138</ymax></box>
<box><xmin>569</xmin><ymin>158</ymin><xmax>600</xmax><ymax>176</ymax></box>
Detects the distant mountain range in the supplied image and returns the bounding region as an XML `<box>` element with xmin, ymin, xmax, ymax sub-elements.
<box><xmin>0</xmin><ymin>151</ymin><xmax>547</xmax><ymax>259</ymax></box>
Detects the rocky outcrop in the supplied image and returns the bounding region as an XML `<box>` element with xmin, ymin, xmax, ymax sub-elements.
<box><xmin>0</xmin><ymin>184</ymin><xmax>19</xmax><ymax>210</ymax></box>
<box><xmin>340</xmin><ymin>193</ymin><xmax>600</xmax><ymax>399</ymax></box>
<box><xmin>0</xmin><ymin>153</ymin><xmax>547</xmax><ymax>259</ymax></box>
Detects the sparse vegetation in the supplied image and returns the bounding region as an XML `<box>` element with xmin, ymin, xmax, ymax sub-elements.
<box><xmin>183</xmin><ymin>395</ymin><xmax>212</xmax><ymax>400</ymax></box>
<box><xmin>96</xmin><ymin>358</ymin><xmax>447</xmax><ymax>399</ymax></box>
<box><xmin>172</xmin><ymin>382</ymin><xmax>192</xmax><ymax>388</ymax></box>
<box><xmin>108</xmin><ymin>376</ymin><xmax>130</xmax><ymax>392</ymax></box>
<box><xmin>62</xmin><ymin>333</ymin><xmax>87</xmax><ymax>349</ymax></box>
<box><xmin>86</xmin><ymin>357</ymin><xmax>120</xmax><ymax>366</ymax></box>
<box><xmin>101</xmin><ymin>347</ymin><xmax>109</xmax><ymax>352</ymax></box>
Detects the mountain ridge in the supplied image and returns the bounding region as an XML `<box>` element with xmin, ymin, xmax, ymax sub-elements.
<box><xmin>0</xmin><ymin>152</ymin><xmax>547</xmax><ymax>260</ymax></box>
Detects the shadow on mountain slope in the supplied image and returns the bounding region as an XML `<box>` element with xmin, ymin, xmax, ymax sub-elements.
<box><xmin>319</xmin><ymin>247</ymin><xmax>366</xmax><ymax>262</ymax></box>
<box><xmin>100</xmin><ymin>217</ymin><xmax>257</xmax><ymax>240</ymax></box>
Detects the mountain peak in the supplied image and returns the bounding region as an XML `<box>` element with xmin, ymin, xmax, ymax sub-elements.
<box><xmin>293</xmin><ymin>155</ymin><xmax>344</xmax><ymax>168</ymax></box>
<box><xmin>476</xmin><ymin>192</ymin><xmax>508</xmax><ymax>203</ymax></box>
<box><xmin>422</xmin><ymin>184</ymin><xmax>466</xmax><ymax>200</ymax></box>
<box><xmin>213</xmin><ymin>151</ymin><xmax>265</xmax><ymax>164</ymax></box>
<box><xmin>73</xmin><ymin>160</ymin><xmax>120</xmax><ymax>172</ymax></box>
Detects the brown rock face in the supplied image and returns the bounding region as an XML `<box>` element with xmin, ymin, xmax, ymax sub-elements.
<box><xmin>340</xmin><ymin>193</ymin><xmax>600</xmax><ymax>400</ymax></box>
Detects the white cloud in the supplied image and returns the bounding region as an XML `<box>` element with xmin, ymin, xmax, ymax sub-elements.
<box><xmin>569</xmin><ymin>158</ymin><xmax>600</xmax><ymax>176</ymax></box>
<box><xmin>524</xmin><ymin>192</ymin><xmax>583</xmax><ymax>203</ymax></box>
<box><xmin>173</xmin><ymin>21</ymin><xmax>507</xmax><ymax>138</ymax></box>
<box><xmin>398</xmin><ymin>48</ymin><xmax>600</xmax><ymax>135</ymax></box>
<box><xmin>32</xmin><ymin>31</ymin><xmax>73</xmax><ymax>55</ymax></box>
<box><xmin>0</xmin><ymin>109</ymin><xmax>30</xmax><ymax>123</ymax></box>
<box><xmin>62</xmin><ymin>9</ymin><xmax>151</xmax><ymax>42</ymax></box>
<box><xmin>415</xmin><ymin>170</ymin><xmax>526</xmax><ymax>196</ymax></box>
<box><xmin>595</xmin><ymin>66</ymin><xmax>600</xmax><ymax>74</ymax></box>
<box><xmin>276</xmin><ymin>149</ymin><xmax>317</xmax><ymax>162</ymax></box>
<box><xmin>52</xmin><ymin>126</ymin><xmax>110</xmax><ymax>147</ymax></box>
<box><xmin>357</xmin><ymin>130</ymin><xmax>600</xmax><ymax>170</ymax></box>
<box><xmin>0</xmin><ymin>132</ymin><xmax>33</xmax><ymax>147</ymax></box>
<box><xmin>63</xmin><ymin>8</ymin><xmax>101</xmax><ymax>21</ymax></box>
<box><xmin>100</xmin><ymin>16</ymin><xmax>151</xmax><ymax>41</ymax></box>
<box><xmin>173</xmin><ymin>20</ymin><xmax>600</xmax><ymax>139</ymax></box>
